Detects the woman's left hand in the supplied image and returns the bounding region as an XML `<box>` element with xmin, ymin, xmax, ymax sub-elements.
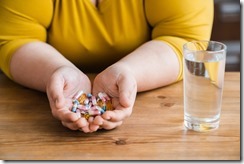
<box><xmin>90</xmin><ymin>63</ymin><xmax>137</xmax><ymax>131</ymax></box>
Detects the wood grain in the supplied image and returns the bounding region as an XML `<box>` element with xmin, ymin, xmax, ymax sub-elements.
<box><xmin>0</xmin><ymin>72</ymin><xmax>240</xmax><ymax>160</ymax></box>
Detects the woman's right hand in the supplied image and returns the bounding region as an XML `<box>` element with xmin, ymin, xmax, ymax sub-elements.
<box><xmin>46</xmin><ymin>66</ymin><xmax>92</xmax><ymax>133</ymax></box>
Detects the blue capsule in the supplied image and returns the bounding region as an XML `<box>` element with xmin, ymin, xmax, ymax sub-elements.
<box><xmin>87</xmin><ymin>93</ymin><xmax>92</xmax><ymax>98</ymax></box>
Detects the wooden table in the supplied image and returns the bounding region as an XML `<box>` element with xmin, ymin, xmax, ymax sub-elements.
<box><xmin>0</xmin><ymin>72</ymin><xmax>240</xmax><ymax>160</ymax></box>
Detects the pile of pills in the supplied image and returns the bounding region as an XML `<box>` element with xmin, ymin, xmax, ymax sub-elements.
<box><xmin>71</xmin><ymin>91</ymin><xmax>114</xmax><ymax>119</ymax></box>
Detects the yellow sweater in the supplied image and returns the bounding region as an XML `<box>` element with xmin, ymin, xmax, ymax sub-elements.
<box><xmin>0</xmin><ymin>0</ymin><xmax>213</xmax><ymax>80</ymax></box>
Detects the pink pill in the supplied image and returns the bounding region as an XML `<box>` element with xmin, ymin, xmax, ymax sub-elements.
<box><xmin>76</xmin><ymin>109</ymin><xmax>81</xmax><ymax>118</ymax></box>
<box><xmin>77</xmin><ymin>104</ymin><xmax>86</xmax><ymax>110</ymax></box>
<box><xmin>73</xmin><ymin>90</ymin><xmax>84</xmax><ymax>100</ymax></box>
<box><xmin>88</xmin><ymin>110</ymin><xmax>101</xmax><ymax>116</ymax></box>
<box><xmin>102</xmin><ymin>92</ymin><xmax>111</xmax><ymax>101</ymax></box>
<box><xmin>84</xmin><ymin>98</ymin><xmax>89</xmax><ymax>105</ymax></box>
<box><xmin>92</xmin><ymin>96</ymin><xmax>97</xmax><ymax>105</ymax></box>
<box><xmin>98</xmin><ymin>92</ymin><xmax>106</xmax><ymax>102</ymax></box>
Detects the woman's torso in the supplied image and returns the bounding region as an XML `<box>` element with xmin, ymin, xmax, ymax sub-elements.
<box><xmin>48</xmin><ymin>0</ymin><xmax>150</xmax><ymax>71</ymax></box>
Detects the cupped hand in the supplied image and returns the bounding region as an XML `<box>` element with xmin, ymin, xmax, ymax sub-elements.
<box><xmin>46</xmin><ymin>66</ymin><xmax>92</xmax><ymax>133</ymax></box>
<box><xmin>90</xmin><ymin>63</ymin><xmax>137</xmax><ymax>131</ymax></box>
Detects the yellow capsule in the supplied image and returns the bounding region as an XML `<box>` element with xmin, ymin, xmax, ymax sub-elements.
<box><xmin>97</xmin><ymin>99</ymin><xmax>106</xmax><ymax>108</ymax></box>
<box><xmin>106</xmin><ymin>100</ymin><xmax>114</xmax><ymax>111</ymax></box>
<box><xmin>82</xmin><ymin>113</ymin><xmax>90</xmax><ymax>120</ymax></box>
<box><xmin>77</xmin><ymin>93</ymin><xmax>87</xmax><ymax>104</ymax></box>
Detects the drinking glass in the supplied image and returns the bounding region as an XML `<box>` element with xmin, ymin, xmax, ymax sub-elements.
<box><xmin>183</xmin><ymin>40</ymin><xmax>227</xmax><ymax>132</ymax></box>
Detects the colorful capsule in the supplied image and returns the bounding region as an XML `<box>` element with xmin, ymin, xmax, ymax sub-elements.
<box><xmin>71</xmin><ymin>91</ymin><xmax>114</xmax><ymax>120</ymax></box>
<box><xmin>98</xmin><ymin>92</ymin><xmax>106</xmax><ymax>102</ymax></box>
<box><xmin>102</xmin><ymin>92</ymin><xmax>111</xmax><ymax>101</ymax></box>
<box><xmin>77</xmin><ymin>93</ymin><xmax>87</xmax><ymax>104</ymax></box>
<box><xmin>105</xmin><ymin>100</ymin><xmax>113</xmax><ymax>111</ymax></box>
<box><xmin>83</xmin><ymin>113</ymin><xmax>90</xmax><ymax>120</ymax></box>
<box><xmin>95</xmin><ymin>106</ymin><xmax>105</xmax><ymax>114</ymax></box>
<box><xmin>91</xmin><ymin>96</ymin><xmax>97</xmax><ymax>105</ymax></box>
<box><xmin>71</xmin><ymin>103</ymin><xmax>78</xmax><ymax>112</ymax></box>
<box><xmin>76</xmin><ymin>109</ymin><xmax>81</xmax><ymax>118</ymax></box>
<box><xmin>83</xmin><ymin>98</ymin><xmax>89</xmax><ymax>105</ymax></box>
<box><xmin>97</xmin><ymin>99</ymin><xmax>105</xmax><ymax>108</ymax></box>
<box><xmin>72</xmin><ymin>99</ymin><xmax>80</xmax><ymax>105</ymax></box>
<box><xmin>88</xmin><ymin>110</ymin><xmax>101</xmax><ymax>116</ymax></box>
<box><xmin>73</xmin><ymin>90</ymin><xmax>84</xmax><ymax>100</ymax></box>
<box><xmin>87</xmin><ymin>93</ymin><xmax>92</xmax><ymax>98</ymax></box>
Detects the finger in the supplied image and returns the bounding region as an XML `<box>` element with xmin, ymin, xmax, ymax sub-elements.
<box><xmin>102</xmin><ymin>107</ymin><xmax>132</xmax><ymax>122</ymax></box>
<box><xmin>79</xmin><ymin>126</ymin><xmax>91</xmax><ymax>133</ymax></box>
<box><xmin>79</xmin><ymin>126</ymin><xmax>92</xmax><ymax>133</ymax></box>
<box><xmin>76</xmin><ymin>117</ymin><xmax>89</xmax><ymax>128</ymax></box>
<box><xmin>53</xmin><ymin>108</ymin><xmax>79</xmax><ymax>122</ymax></box>
<box><xmin>77</xmin><ymin>117</ymin><xmax>93</xmax><ymax>133</ymax></box>
<box><xmin>117</xmin><ymin>74</ymin><xmax>137</xmax><ymax>108</ymax></box>
<box><xmin>101</xmin><ymin>119</ymin><xmax>123</xmax><ymax>130</ymax></box>
<box><xmin>89</xmin><ymin>116</ymin><xmax>104</xmax><ymax>132</ymax></box>
<box><xmin>92</xmin><ymin>116</ymin><xmax>104</xmax><ymax>125</ymax></box>
<box><xmin>89</xmin><ymin>124</ymin><xmax>100</xmax><ymax>132</ymax></box>
<box><xmin>62</xmin><ymin>121</ymin><xmax>90</xmax><ymax>133</ymax></box>
<box><xmin>88</xmin><ymin>116</ymin><xmax>94</xmax><ymax>123</ymax></box>
<box><xmin>62</xmin><ymin>118</ymin><xmax>91</xmax><ymax>132</ymax></box>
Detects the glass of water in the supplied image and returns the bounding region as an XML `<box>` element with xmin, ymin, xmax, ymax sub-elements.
<box><xmin>183</xmin><ymin>40</ymin><xmax>227</xmax><ymax>132</ymax></box>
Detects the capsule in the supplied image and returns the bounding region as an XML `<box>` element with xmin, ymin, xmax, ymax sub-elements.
<box><xmin>83</xmin><ymin>98</ymin><xmax>89</xmax><ymax>105</ymax></box>
<box><xmin>73</xmin><ymin>90</ymin><xmax>84</xmax><ymax>100</ymax></box>
<box><xmin>88</xmin><ymin>110</ymin><xmax>101</xmax><ymax>116</ymax></box>
<box><xmin>76</xmin><ymin>109</ymin><xmax>81</xmax><ymax>118</ymax></box>
<box><xmin>91</xmin><ymin>96</ymin><xmax>97</xmax><ymax>105</ymax></box>
<box><xmin>106</xmin><ymin>100</ymin><xmax>113</xmax><ymax>111</ymax></box>
<box><xmin>102</xmin><ymin>92</ymin><xmax>111</xmax><ymax>101</ymax></box>
<box><xmin>71</xmin><ymin>104</ymin><xmax>78</xmax><ymax>112</ymax></box>
<box><xmin>83</xmin><ymin>113</ymin><xmax>90</xmax><ymax>120</ymax></box>
<box><xmin>87</xmin><ymin>93</ymin><xmax>92</xmax><ymax>98</ymax></box>
<box><xmin>95</xmin><ymin>106</ymin><xmax>105</xmax><ymax>114</ymax></box>
<box><xmin>97</xmin><ymin>99</ymin><xmax>106</xmax><ymax>108</ymax></box>
<box><xmin>77</xmin><ymin>93</ymin><xmax>87</xmax><ymax>104</ymax></box>
<box><xmin>71</xmin><ymin>91</ymin><xmax>114</xmax><ymax>119</ymax></box>
<box><xmin>98</xmin><ymin>92</ymin><xmax>106</xmax><ymax>102</ymax></box>
<box><xmin>72</xmin><ymin>99</ymin><xmax>80</xmax><ymax>105</ymax></box>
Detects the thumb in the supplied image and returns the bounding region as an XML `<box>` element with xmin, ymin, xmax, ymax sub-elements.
<box><xmin>47</xmin><ymin>75</ymin><xmax>66</xmax><ymax>109</ymax></box>
<box><xmin>55</xmin><ymin>93</ymin><xmax>65</xmax><ymax>109</ymax></box>
<box><xmin>117</xmin><ymin>74</ymin><xmax>137</xmax><ymax>108</ymax></box>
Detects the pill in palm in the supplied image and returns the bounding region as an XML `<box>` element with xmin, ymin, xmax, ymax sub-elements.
<box><xmin>71</xmin><ymin>91</ymin><xmax>114</xmax><ymax>119</ymax></box>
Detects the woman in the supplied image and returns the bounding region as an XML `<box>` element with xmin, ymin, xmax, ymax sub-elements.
<box><xmin>0</xmin><ymin>0</ymin><xmax>213</xmax><ymax>132</ymax></box>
